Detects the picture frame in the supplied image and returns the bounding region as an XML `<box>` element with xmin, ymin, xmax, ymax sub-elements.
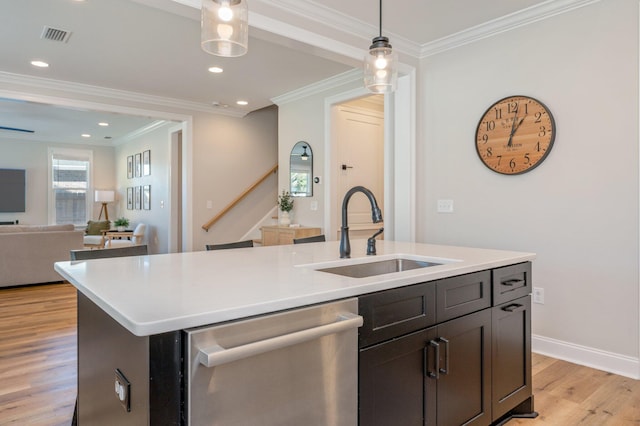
<box><xmin>127</xmin><ymin>155</ymin><xmax>133</xmax><ymax>179</ymax></box>
<box><xmin>143</xmin><ymin>150</ymin><xmax>151</xmax><ymax>176</ymax></box>
<box><xmin>134</xmin><ymin>186</ymin><xmax>142</xmax><ymax>210</ymax></box>
<box><xmin>134</xmin><ymin>153</ymin><xmax>142</xmax><ymax>178</ymax></box>
<box><xmin>143</xmin><ymin>185</ymin><xmax>151</xmax><ymax>210</ymax></box>
<box><xmin>127</xmin><ymin>187</ymin><xmax>133</xmax><ymax>210</ymax></box>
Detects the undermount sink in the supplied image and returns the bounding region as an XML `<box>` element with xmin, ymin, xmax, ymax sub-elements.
<box><xmin>317</xmin><ymin>257</ymin><xmax>442</xmax><ymax>279</ymax></box>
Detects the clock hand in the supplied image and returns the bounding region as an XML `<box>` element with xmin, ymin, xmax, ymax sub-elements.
<box><xmin>507</xmin><ymin>112</ymin><xmax>519</xmax><ymax>147</ymax></box>
<box><xmin>513</xmin><ymin>115</ymin><xmax>526</xmax><ymax>133</ymax></box>
<box><xmin>507</xmin><ymin>113</ymin><xmax>527</xmax><ymax>147</ymax></box>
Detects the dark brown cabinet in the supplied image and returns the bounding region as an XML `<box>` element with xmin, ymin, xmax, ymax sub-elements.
<box><xmin>358</xmin><ymin>263</ymin><xmax>534</xmax><ymax>426</ymax></box>
<box><xmin>359</xmin><ymin>310</ymin><xmax>491</xmax><ymax>426</ymax></box>
<box><xmin>491</xmin><ymin>296</ymin><xmax>532</xmax><ymax>422</ymax></box>
<box><xmin>359</xmin><ymin>327</ymin><xmax>437</xmax><ymax>426</ymax></box>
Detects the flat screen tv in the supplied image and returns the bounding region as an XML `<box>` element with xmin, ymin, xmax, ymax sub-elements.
<box><xmin>0</xmin><ymin>169</ymin><xmax>26</xmax><ymax>212</ymax></box>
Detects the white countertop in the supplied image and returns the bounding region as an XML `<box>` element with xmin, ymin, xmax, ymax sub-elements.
<box><xmin>54</xmin><ymin>240</ymin><xmax>535</xmax><ymax>336</ymax></box>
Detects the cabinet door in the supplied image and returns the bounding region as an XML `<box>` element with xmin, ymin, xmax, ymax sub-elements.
<box><xmin>492</xmin><ymin>295</ymin><xmax>532</xmax><ymax>421</ymax></box>
<box><xmin>492</xmin><ymin>262</ymin><xmax>531</xmax><ymax>305</ymax></box>
<box><xmin>261</xmin><ymin>228</ymin><xmax>277</xmax><ymax>246</ymax></box>
<box><xmin>434</xmin><ymin>309</ymin><xmax>492</xmax><ymax>426</ymax></box>
<box><xmin>277</xmin><ymin>229</ymin><xmax>295</xmax><ymax>245</ymax></box>
<box><xmin>359</xmin><ymin>327</ymin><xmax>437</xmax><ymax>426</ymax></box>
<box><xmin>436</xmin><ymin>270</ymin><xmax>491</xmax><ymax>323</ymax></box>
<box><xmin>359</xmin><ymin>282</ymin><xmax>436</xmax><ymax>348</ymax></box>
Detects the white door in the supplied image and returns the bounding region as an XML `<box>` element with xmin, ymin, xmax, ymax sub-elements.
<box><xmin>334</xmin><ymin>98</ymin><xmax>384</xmax><ymax>239</ymax></box>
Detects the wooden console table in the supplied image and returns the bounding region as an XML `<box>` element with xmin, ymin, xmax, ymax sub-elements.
<box><xmin>261</xmin><ymin>225</ymin><xmax>321</xmax><ymax>246</ymax></box>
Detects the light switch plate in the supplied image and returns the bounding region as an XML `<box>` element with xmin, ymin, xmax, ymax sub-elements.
<box><xmin>437</xmin><ymin>199</ymin><xmax>454</xmax><ymax>213</ymax></box>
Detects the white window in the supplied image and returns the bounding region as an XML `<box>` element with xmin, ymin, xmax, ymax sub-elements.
<box><xmin>48</xmin><ymin>148</ymin><xmax>93</xmax><ymax>226</ymax></box>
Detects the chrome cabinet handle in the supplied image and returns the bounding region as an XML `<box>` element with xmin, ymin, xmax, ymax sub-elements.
<box><xmin>198</xmin><ymin>313</ymin><xmax>363</xmax><ymax>368</ymax></box>
<box><xmin>502</xmin><ymin>303</ymin><xmax>525</xmax><ymax>313</ymax></box>
<box><xmin>426</xmin><ymin>340</ymin><xmax>440</xmax><ymax>379</ymax></box>
<box><xmin>438</xmin><ymin>337</ymin><xmax>450</xmax><ymax>375</ymax></box>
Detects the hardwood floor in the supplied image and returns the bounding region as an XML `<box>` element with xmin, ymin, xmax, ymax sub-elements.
<box><xmin>0</xmin><ymin>283</ymin><xmax>638</xmax><ymax>425</ymax></box>
<box><xmin>0</xmin><ymin>283</ymin><xmax>76</xmax><ymax>426</ymax></box>
<box><xmin>510</xmin><ymin>353</ymin><xmax>640</xmax><ymax>425</ymax></box>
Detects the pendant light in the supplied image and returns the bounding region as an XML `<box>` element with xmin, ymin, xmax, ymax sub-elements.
<box><xmin>301</xmin><ymin>146</ymin><xmax>309</xmax><ymax>161</ymax></box>
<box><xmin>364</xmin><ymin>0</ymin><xmax>397</xmax><ymax>93</ymax></box>
<box><xmin>201</xmin><ymin>0</ymin><xmax>249</xmax><ymax>57</ymax></box>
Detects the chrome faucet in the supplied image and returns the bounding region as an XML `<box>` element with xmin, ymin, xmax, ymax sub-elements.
<box><xmin>340</xmin><ymin>186</ymin><xmax>383</xmax><ymax>258</ymax></box>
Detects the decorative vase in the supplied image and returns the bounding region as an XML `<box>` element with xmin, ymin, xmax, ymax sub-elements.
<box><xmin>280</xmin><ymin>211</ymin><xmax>291</xmax><ymax>226</ymax></box>
<box><xmin>117</xmin><ymin>226</ymin><xmax>126</xmax><ymax>232</ymax></box>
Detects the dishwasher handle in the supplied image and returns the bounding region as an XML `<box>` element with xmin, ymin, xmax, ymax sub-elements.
<box><xmin>198</xmin><ymin>312</ymin><xmax>363</xmax><ymax>368</ymax></box>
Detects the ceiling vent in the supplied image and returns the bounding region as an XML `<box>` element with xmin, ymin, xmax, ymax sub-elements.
<box><xmin>40</xmin><ymin>26</ymin><xmax>72</xmax><ymax>43</ymax></box>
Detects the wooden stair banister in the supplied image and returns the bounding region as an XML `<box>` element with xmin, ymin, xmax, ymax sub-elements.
<box><xmin>202</xmin><ymin>165</ymin><xmax>278</xmax><ymax>232</ymax></box>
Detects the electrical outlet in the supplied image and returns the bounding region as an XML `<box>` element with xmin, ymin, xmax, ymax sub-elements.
<box><xmin>437</xmin><ymin>199</ymin><xmax>454</xmax><ymax>213</ymax></box>
<box><xmin>532</xmin><ymin>287</ymin><xmax>544</xmax><ymax>304</ymax></box>
<box><xmin>114</xmin><ymin>369</ymin><xmax>131</xmax><ymax>412</ymax></box>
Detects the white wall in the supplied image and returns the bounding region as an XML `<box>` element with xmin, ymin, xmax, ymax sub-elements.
<box><xmin>114</xmin><ymin>122</ymin><xmax>175</xmax><ymax>254</ymax></box>
<box><xmin>419</xmin><ymin>0</ymin><xmax>639</xmax><ymax>372</ymax></box>
<box><xmin>0</xmin><ymin>138</ymin><xmax>115</xmax><ymax>225</ymax></box>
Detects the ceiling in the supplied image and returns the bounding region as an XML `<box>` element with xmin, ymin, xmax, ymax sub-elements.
<box><xmin>0</xmin><ymin>0</ymin><xmax>551</xmax><ymax>145</ymax></box>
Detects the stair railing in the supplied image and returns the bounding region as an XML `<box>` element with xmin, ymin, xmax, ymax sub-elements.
<box><xmin>201</xmin><ymin>165</ymin><xmax>278</xmax><ymax>232</ymax></box>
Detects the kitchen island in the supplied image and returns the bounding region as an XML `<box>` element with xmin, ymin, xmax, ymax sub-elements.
<box><xmin>55</xmin><ymin>240</ymin><xmax>536</xmax><ymax>425</ymax></box>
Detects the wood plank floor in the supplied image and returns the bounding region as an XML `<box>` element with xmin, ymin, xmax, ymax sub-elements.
<box><xmin>0</xmin><ymin>283</ymin><xmax>76</xmax><ymax>426</ymax></box>
<box><xmin>0</xmin><ymin>283</ymin><xmax>638</xmax><ymax>425</ymax></box>
<box><xmin>510</xmin><ymin>353</ymin><xmax>640</xmax><ymax>425</ymax></box>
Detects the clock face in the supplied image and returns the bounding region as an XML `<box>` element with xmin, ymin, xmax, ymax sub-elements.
<box><xmin>475</xmin><ymin>96</ymin><xmax>555</xmax><ymax>175</ymax></box>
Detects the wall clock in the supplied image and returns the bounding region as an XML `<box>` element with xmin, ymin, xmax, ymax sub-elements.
<box><xmin>475</xmin><ymin>95</ymin><xmax>555</xmax><ymax>175</ymax></box>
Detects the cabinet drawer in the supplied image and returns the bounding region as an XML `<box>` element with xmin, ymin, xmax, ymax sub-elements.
<box><xmin>492</xmin><ymin>262</ymin><xmax>531</xmax><ymax>305</ymax></box>
<box><xmin>436</xmin><ymin>270</ymin><xmax>491</xmax><ymax>323</ymax></box>
<box><xmin>359</xmin><ymin>282</ymin><xmax>436</xmax><ymax>348</ymax></box>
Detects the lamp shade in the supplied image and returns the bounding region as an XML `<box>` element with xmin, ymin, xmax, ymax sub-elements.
<box><xmin>364</xmin><ymin>36</ymin><xmax>398</xmax><ymax>94</ymax></box>
<box><xmin>95</xmin><ymin>190</ymin><xmax>115</xmax><ymax>203</ymax></box>
<box><xmin>201</xmin><ymin>0</ymin><xmax>249</xmax><ymax>57</ymax></box>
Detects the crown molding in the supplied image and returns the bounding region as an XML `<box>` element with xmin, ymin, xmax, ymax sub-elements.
<box><xmin>0</xmin><ymin>71</ymin><xmax>246</xmax><ymax>118</ymax></box>
<box><xmin>254</xmin><ymin>0</ymin><xmax>422</xmax><ymax>58</ymax></box>
<box><xmin>167</xmin><ymin>0</ymin><xmax>599</xmax><ymax>63</ymax></box>
<box><xmin>420</xmin><ymin>0</ymin><xmax>601</xmax><ymax>57</ymax></box>
<box><xmin>271</xmin><ymin>69</ymin><xmax>361</xmax><ymax>106</ymax></box>
<box><xmin>113</xmin><ymin>120</ymin><xmax>170</xmax><ymax>146</ymax></box>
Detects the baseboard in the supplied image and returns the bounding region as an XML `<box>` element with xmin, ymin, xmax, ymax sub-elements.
<box><xmin>532</xmin><ymin>334</ymin><xmax>640</xmax><ymax>379</ymax></box>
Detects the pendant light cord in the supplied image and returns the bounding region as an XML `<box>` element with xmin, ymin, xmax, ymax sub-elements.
<box><xmin>378</xmin><ymin>0</ymin><xmax>382</xmax><ymax>38</ymax></box>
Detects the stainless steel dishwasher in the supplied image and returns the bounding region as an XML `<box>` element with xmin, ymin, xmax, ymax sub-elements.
<box><xmin>186</xmin><ymin>298</ymin><xmax>362</xmax><ymax>425</ymax></box>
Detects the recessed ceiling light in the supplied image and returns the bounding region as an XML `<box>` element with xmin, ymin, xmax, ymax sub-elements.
<box><xmin>81</xmin><ymin>134</ymin><xmax>91</xmax><ymax>138</ymax></box>
<box><xmin>98</xmin><ymin>122</ymin><xmax>109</xmax><ymax>127</ymax></box>
<box><xmin>208</xmin><ymin>66</ymin><xmax>223</xmax><ymax>73</ymax></box>
<box><xmin>236</xmin><ymin>100</ymin><xmax>248</xmax><ymax>106</ymax></box>
<box><xmin>30</xmin><ymin>60</ymin><xmax>49</xmax><ymax>68</ymax></box>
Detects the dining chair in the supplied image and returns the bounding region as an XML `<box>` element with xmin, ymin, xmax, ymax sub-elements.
<box><xmin>205</xmin><ymin>240</ymin><xmax>254</xmax><ymax>250</ymax></box>
<box><xmin>293</xmin><ymin>234</ymin><xmax>326</xmax><ymax>244</ymax></box>
<box><xmin>70</xmin><ymin>244</ymin><xmax>148</xmax><ymax>260</ymax></box>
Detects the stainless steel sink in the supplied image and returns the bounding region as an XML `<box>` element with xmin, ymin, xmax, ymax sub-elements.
<box><xmin>317</xmin><ymin>258</ymin><xmax>441</xmax><ymax>278</ymax></box>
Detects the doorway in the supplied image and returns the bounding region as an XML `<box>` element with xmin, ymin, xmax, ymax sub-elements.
<box><xmin>324</xmin><ymin>72</ymin><xmax>415</xmax><ymax>243</ymax></box>
<box><xmin>332</xmin><ymin>95</ymin><xmax>385</xmax><ymax>241</ymax></box>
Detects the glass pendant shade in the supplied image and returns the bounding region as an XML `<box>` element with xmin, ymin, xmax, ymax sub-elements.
<box><xmin>364</xmin><ymin>37</ymin><xmax>398</xmax><ymax>93</ymax></box>
<box><xmin>201</xmin><ymin>0</ymin><xmax>248</xmax><ymax>57</ymax></box>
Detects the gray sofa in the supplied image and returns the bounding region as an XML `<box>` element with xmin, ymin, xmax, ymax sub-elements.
<box><xmin>0</xmin><ymin>224</ymin><xmax>84</xmax><ymax>288</ymax></box>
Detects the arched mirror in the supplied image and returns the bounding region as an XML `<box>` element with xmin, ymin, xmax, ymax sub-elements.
<box><xmin>290</xmin><ymin>141</ymin><xmax>313</xmax><ymax>197</ymax></box>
